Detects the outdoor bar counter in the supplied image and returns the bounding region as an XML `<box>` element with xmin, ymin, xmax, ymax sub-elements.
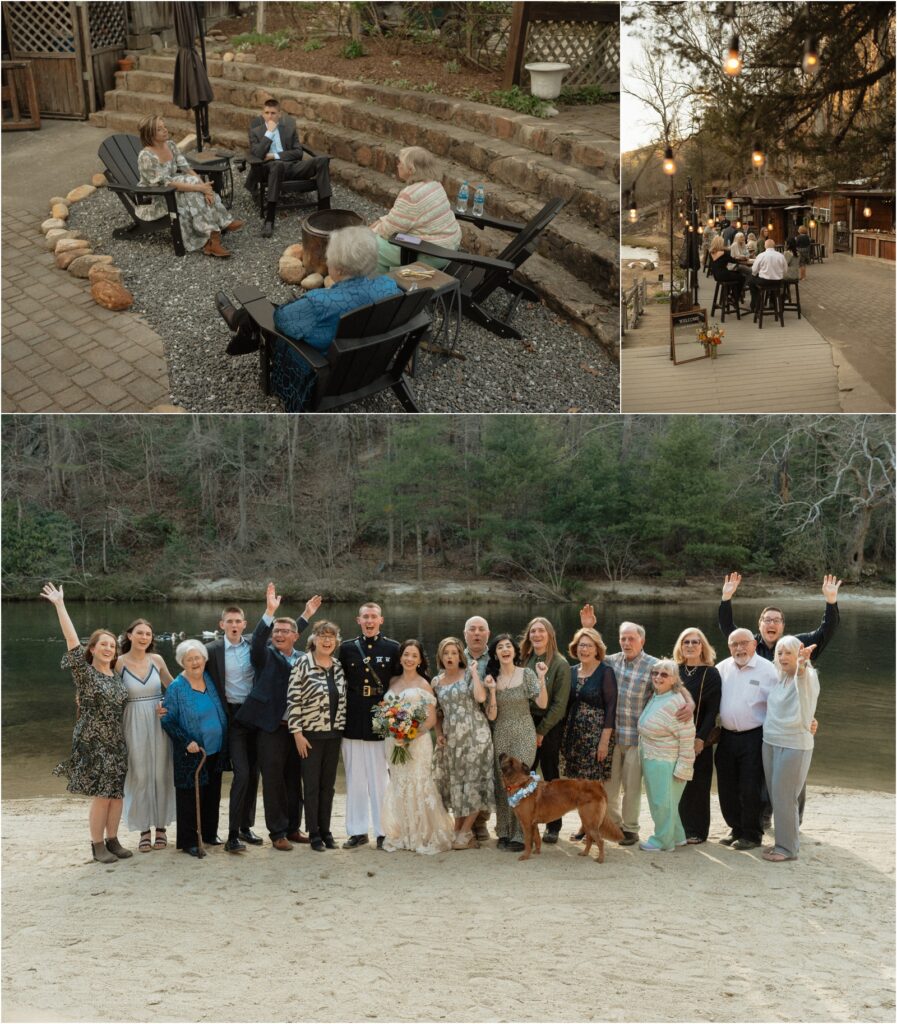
<box><xmin>852</xmin><ymin>230</ymin><xmax>896</xmax><ymax>261</ymax></box>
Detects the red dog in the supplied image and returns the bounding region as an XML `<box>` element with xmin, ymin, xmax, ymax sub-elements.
<box><xmin>499</xmin><ymin>753</ymin><xmax>623</xmax><ymax>862</ymax></box>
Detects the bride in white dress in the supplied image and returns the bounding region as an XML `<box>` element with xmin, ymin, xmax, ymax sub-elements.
<box><xmin>380</xmin><ymin>640</ymin><xmax>455</xmax><ymax>855</ymax></box>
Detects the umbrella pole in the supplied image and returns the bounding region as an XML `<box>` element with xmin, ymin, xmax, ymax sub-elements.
<box><xmin>195</xmin><ymin>107</ymin><xmax>203</xmax><ymax>153</ymax></box>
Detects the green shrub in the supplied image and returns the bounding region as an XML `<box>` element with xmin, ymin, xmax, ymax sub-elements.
<box><xmin>232</xmin><ymin>29</ymin><xmax>292</xmax><ymax>49</ymax></box>
<box><xmin>342</xmin><ymin>39</ymin><xmax>365</xmax><ymax>59</ymax></box>
<box><xmin>421</xmin><ymin>80</ymin><xmax>438</xmax><ymax>93</ymax></box>
<box><xmin>560</xmin><ymin>84</ymin><xmax>605</xmax><ymax>105</ymax></box>
<box><xmin>487</xmin><ymin>85</ymin><xmax>552</xmax><ymax>118</ymax></box>
<box><xmin>303</xmin><ymin>38</ymin><xmax>323</xmax><ymax>52</ymax></box>
<box><xmin>443</xmin><ymin>60</ymin><xmax>460</xmax><ymax>74</ymax></box>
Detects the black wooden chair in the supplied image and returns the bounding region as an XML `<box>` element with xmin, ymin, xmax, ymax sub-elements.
<box><xmin>99</xmin><ymin>134</ymin><xmax>186</xmax><ymax>256</ymax></box>
<box><xmin>782</xmin><ymin>279</ymin><xmax>802</xmax><ymax>319</ymax></box>
<box><xmin>389</xmin><ymin>197</ymin><xmax>565</xmax><ymax>340</ymax></box>
<box><xmin>753</xmin><ymin>279</ymin><xmax>785</xmax><ymax>329</ymax></box>
<box><xmin>710</xmin><ymin>280</ymin><xmax>743</xmax><ymax>321</ymax></box>
<box><xmin>221</xmin><ymin>285</ymin><xmax>432</xmax><ymax>412</ymax></box>
<box><xmin>242</xmin><ymin>146</ymin><xmax>331</xmax><ymax>218</ymax></box>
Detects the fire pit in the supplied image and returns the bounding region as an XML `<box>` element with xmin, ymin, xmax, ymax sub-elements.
<box><xmin>300</xmin><ymin>208</ymin><xmax>365</xmax><ymax>276</ymax></box>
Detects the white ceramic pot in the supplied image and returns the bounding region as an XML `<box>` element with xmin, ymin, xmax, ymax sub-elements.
<box><xmin>524</xmin><ymin>62</ymin><xmax>571</xmax><ymax>99</ymax></box>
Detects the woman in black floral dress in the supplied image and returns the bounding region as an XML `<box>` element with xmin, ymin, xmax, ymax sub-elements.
<box><xmin>42</xmin><ymin>583</ymin><xmax>131</xmax><ymax>865</ymax></box>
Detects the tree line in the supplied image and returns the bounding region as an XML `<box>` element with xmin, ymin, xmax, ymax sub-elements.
<box><xmin>1</xmin><ymin>415</ymin><xmax>893</xmax><ymax>600</ymax></box>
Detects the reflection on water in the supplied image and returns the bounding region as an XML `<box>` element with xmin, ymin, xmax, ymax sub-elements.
<box><xmin>621</xmin><ymin>245</ymin><xmax>661</xmax><ymax>264</ymax></box>
<box><xmin>3</xmin><ymin>598</ymin><xmax>893</xmax><ymax>797</ymax></box>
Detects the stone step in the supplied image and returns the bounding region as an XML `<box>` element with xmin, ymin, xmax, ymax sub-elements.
<box><xmin>106</xmin><ymin>71</ymin><xmax>618</xmax><ymax>235</ymax></box>
<box><xmin>135</xmin><ymin>52</ymin><xmax>619</xmax><ymax>181</ymax></box>
<box><xmin>90</xmin><ymin>106</ymin><xmax>617</xmax><ymax>354</ymax></box>
<box><xmin>91</xmin><ymin>104</ymin><xmax>618</xmax><ymax>300</ymax></box>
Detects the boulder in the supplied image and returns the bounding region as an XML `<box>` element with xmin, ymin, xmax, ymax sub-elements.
<box><xmin>300</xmin><ymin>273</ymin><xmax>325</xmax><ymax>290</ymax></box>
<box><xmin>150</xmin><ymin>403</ymin><xmax>186</xmax><ymax>413</ymax></box>
<box><xmin>234</xmin><ymin>52</ymin><xmax>256</xmax><ymax>63</ymax></box>
<box><xmin>282</xmin><ymin>243</ymin><xmax>304</xmax><ymax>262</ymax></box>
<box><xmin>49</xmin><ymin>196</ymin><xmax>67</xmax><ymax>207</ymax></box>
<box><xmin>223</xmin><ymin>51</ymin><xmax>235</xmax><ymax>62</ymax></box>
<box><xmin>65</xmin><ymin>184</ymin><xmax>96</xmax><ymax>204</ymax></box>
<box><xmin>41</xmin><ymin>217</ymin><xmax>66</xmax><ymax>234</ymax></box>
<box><xmin>91</xmin><ymin>173</ymin><xmax>107</xmax><ymax>188</ymax></box>
<box><xmin>68</xmin><ymin>254</ymin><xmax>113</xmax><ymax>278</ymax></box>
<box><xmin>45</xmin><ymin>229</ymin><xmax>78</xmax><ymax>250</ymax></box>
<box><xmin>51</xmin><ymin>202</ymin><xmax>69</xmax><ymax>220</ymax></box>
<box><xmin>88</xmin><ymin>263</ymin><xmax>123</xmax><ymax>286</ymax></box>
<box><xmin>278</xmin><ymin>255</ymin><xmax>306</xmax><ymax>285</ymax></box>
<box><xmin>91</xmin><ymin>279</ymin><xmax>134</xmax><ymax>311</ymax></box>
<box><xmin>55</xmin><ymin>237</ymin><xmax>91</xmax><ymax>254</ymax></box>
<box><xmin>56</xmin><ymin>248</ymin><xmax>93</xmax><ymax>269</ymax></box>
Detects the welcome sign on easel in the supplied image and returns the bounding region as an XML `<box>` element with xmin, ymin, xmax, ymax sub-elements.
<box><xmin>670</xmin><ymin>307</ymin><xmax>710</xmax><ymax>365</ymax></box>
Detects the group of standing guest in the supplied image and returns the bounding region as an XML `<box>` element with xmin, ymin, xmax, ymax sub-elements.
<box><xmin>45</xmin><ymin>572</ymin><xmax>839</xmax><ymax>865</ymax></box>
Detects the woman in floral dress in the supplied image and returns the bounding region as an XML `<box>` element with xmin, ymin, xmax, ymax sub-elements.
<box><xmin>42</xmin><ymin>583</ymin><xmax>131</xmax><ymax>865</ymax></box>
<box><xmin>485</xmin><ymin>634</ymin><xmax>548</xmax><ymax>852</ymax></box>
<box><xmin>432</xmin><ymin>637</ymin><xmax>494</xmax><ymax>850</ymax></box>
<box><xmin>134</xmin><ymin>115</ymin><xmax>242</xmax><ymax>256</ymax></box>
<box><xmin>380</xmin><ymin>640</ymin><xmax>455</xmax><ymax>855</ymax></box>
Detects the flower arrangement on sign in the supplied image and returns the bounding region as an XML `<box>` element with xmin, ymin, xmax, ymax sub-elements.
<box><xmin>697</xmin><ymin>322</ymin><xmax>724</xmax><ymax>358</ymax></box>
<box><xmin>371</xmin><ymin>692</ymin><xmax>429</xmax><ymax>764</ymax></box>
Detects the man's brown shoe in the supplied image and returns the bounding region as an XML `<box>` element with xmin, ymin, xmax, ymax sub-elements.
<box><xmin>203</xmin><ymin>231</ymin><xmax>232</xmax><ymax>258</ymax></box>
<box><xmin>272</xmin><ymin>837</ymin><xmax>293</xmax><ymax>851</ymax></box>
<box><xmin>287</xmin><ymin>830</ymin><xmax>310</xmax><ymax>844</ymax></box>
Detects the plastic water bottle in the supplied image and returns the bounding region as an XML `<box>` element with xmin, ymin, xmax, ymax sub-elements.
<box><xmin>473</xmin><ymin>184</ymin><xmax>485</xmax><ymax>218</ymax></box>
<box><xmin>455</xmin><ymin>180</ymin><xmax>469</xmax><ymax>214</ymax></box>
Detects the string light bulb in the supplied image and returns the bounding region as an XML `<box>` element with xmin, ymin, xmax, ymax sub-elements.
<box><xmin>808</xmin><ymin>218</ymin><xmax>816</xmax><ymax>229</ymax></box>
<box><xmin>697</xmin><ymin>225</ymin><xmax>704</xmax><ymax>235</ymax></box>
<box><xmin>802</xmin><ymin>36</ymin><xmax>819</xmax><ymax>74</ymax></box>
<box><xmin>628</xmin><ymin>198</ymin><xmax>638</xmax><ymax>223</ymax></box>
<box><xmin>724</xmin><ymin>32</ymin><xmax>742</xmax><ymax>75</ymax></box>
<box><xmin>863</xmin><ymin>205</ymin><xmax>872</xmax><ymax>218</ymax></box>
<box><xmin>725</xmin><ymin>191</ymin><xmax>734</xmax><ymax>211</ymax></box>
<box><xmin>662</xmin><ymin>146</ymin><xmax>676</xmax><ymax>175</ymax></box>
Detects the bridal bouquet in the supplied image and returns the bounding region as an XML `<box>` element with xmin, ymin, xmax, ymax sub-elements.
<box><xmin>371</xmin><ymin>693</ymin><xmax>429</xmax><ymax>764</ymax></box>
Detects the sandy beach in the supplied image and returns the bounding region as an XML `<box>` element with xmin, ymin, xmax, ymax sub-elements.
<box><xmin>2</xmin><ymin>786</ymin><xmax>894</xmax><ymax>1023</ymax></box>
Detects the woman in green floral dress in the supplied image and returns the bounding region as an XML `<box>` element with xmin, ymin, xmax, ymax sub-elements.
<box><xmin>432</xmin><ymin>637</ymin><xmax>495</xmax><ymax>850</ymax></box>
<box><xmin>42</xmin><ymin>583</ymin><xmax>131</xmax><ymax>865</ymax></box>
<box><xmin>484</xmin><ymin>633</ymin><xmax>548</xmax><ymax>851</ymax></box>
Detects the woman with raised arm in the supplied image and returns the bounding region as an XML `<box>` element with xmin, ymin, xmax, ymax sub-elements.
<box><xmin>42</xmin><ymin>583</ymin><xmax>131</xmax><ymax>865</ymax></box>
<box><xmin>762</xmin><ymin>638</ymin><xmax>820</xmax><ymax>862</ymax></box>
<box><xmin>380</xmin><ymin>640</ymin><xmax>455</xmax><ymax>854</ymax></box>
<box><xmin>431</xmin><ymin>637</ymin><xmax>495</xmax><ymax>850</ymax></box>
<box><xmin>486</xmin><ymin>634</ymin><xmax>548</xmax><ymax>852</ymax></box>
<box><xmin>672</xmin><ymin>627</ymin><xmax>722</xmax><ymax>845</ymax></box>
<box><xmin>116</xmin><ymin>619</ymin><xmax>176</xmax><ymax>853</ymax></box>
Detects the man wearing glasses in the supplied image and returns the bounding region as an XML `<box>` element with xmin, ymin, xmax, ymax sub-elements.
<box><xmin>718</xmin><ymin>573</ymin><xmax>842</xmax><ymax>662</ymax></box>
<box><xmin>715</xmin><ymin>629</ymin><xmax>778</xmax><ymax>850</ymax></box>
<box><xmin>236</xmin><ymin>582</ymin><xmax>322</xmax><ymax>850</ymax></box>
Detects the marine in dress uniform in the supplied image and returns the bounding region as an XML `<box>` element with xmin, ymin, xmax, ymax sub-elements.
<box><xmin>339</xmin><ymin>602</ymin><xmax>399</xmax><ymax>848</ymax></box>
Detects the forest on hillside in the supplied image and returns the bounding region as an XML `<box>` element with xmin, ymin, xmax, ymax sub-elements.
<box><xmin>1</xmin><ymin>415</ymin><xmax>893</xmax><ymax>600</ymax></box>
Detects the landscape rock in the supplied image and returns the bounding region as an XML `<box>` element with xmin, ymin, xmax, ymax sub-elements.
<box><xmin>91</xmin><ymin>279</ymin><xmax>134</xmax><ymax>311</ymax></box>
<box><xmin>51</xmin><ymin>202</ymin><xmax>69</xmax><ymax>220</ymax></box>
<box><xmin>282</xmin><ymin>243</ymin><xmax>304</xmax><ymax>262</ymax></box>
<box><xmin>278</xmin><ymin>255</ymin><xmax>306</xmax><ymax>284</ymax></box>
<box><xmin>45</xmin><ymin>229</ymin><xmax>76</xmax><ymax>250</ymax></box>
<box><xmin>223</xmin><ymin>51</ymin><xmax>235</xmax><ymax>62</ymax></box>
<box><xmin>65</xmin><ymin>184</ymin><xmax>96</xmax><ymax>204</ymax></box>
<box><xmin>300</xmin><ymin>272</ymin><xmax>325</xmax><ymax>290</ymax></box>
<box><xmin>88</xmin><ymin>263</ymin><xmax>123</xmax><ymax>285</ymax></box>
<box><xmin>234</xmin><ymin>52</ymin><xmax>255</xmax><ymax>63</ymax></box>
<box><xmin>55</xmin><ymin>237</ymin><xmax>91</xmax><ymax>254</ymax></box>
<box><xmin>68</xmin><ymin>254</ymin><xmax>114</xmax><ymax>278</ymax></box>
<box><xmin>56</xmin><ymin>248</ymin><xmax>93</xmax><ymax>269</ymax></box>
<box><xmin>49</xmin><ymin>196</ymin><xmax>67</xmax><ymax>207</ymax></box>
<box><xmin>41</xmin><ymin>217</ymin><xmax>67</xmax><ymax>234</ymax></box>
<box><xmin>91</xmin><ymin>173</ymin><xmax>107</xmax><ymax>188</ymax></box>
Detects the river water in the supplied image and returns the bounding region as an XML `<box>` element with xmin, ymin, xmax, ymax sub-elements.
<box><xmin>3</xmin><ymin>598</ymin><xmax>893</xmax><ymax>797</ymax></box>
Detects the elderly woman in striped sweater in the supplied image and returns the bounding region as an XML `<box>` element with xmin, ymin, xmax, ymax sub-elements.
<box><xmin>637</xmin><ymin>658</ymin><xmax>696</xmax><ymax>852</ymax></box>
<box><xmin>369</xmin><ymin>146</ymin><xmax>462</xmax><ymax>273</ymax></box>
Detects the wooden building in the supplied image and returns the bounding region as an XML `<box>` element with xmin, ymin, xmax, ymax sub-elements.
<box><xmin>705</xmin><ymin>174</ymin><xmax>802</xmax><ymax>245</ymax></box>
<box><xmin>798</xmin><ymin>185</ymin><xmax>895</xmax><ymax>261</ymax></box>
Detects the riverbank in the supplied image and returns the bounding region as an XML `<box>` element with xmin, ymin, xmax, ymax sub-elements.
<box><xmin>2</xmin><ymin>787</ymin><xmax>893</xmax><ymax>1022</ymax></box>
<box><xmin>2</xmin><ymin>575</ymin><xmax>893</xmax><ymax>605</ymax></box>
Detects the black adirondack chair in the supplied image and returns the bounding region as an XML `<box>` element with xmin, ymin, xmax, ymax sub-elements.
<box><xmin>389</xmin><ymin>197</ymin><xmax>565</xmax><ymax>339</ymax></box>
<box><xmin>98</xmin><ymin>134</ymin><xmax>186</xmax><ymax>256</ymax></box>
<box><xmin>224</xmin><ymin>285</ymin><xmax>432</xmax><ymax>412</ymax></box>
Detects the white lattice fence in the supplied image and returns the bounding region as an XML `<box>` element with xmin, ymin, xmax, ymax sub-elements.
<box><xmin>526</xmin><ymin>18</ymin><xmax>619</xmax><ymax>90</ymax></box>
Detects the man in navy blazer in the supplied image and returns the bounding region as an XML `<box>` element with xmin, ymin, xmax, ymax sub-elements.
<box><xmin>236</xmin><ymin>581</ymin><xmax>322</xmax><ymax>849</ymax></box>
<box><xmin>248</xmin><ymin>96</ymin><xmax>331</xmax><ymax>237</ymax></box>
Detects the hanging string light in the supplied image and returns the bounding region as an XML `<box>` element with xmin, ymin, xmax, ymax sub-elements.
<box><xmin>628</xmin><ymin>196</ymin><xmax>638</xmax><ymax>223</ymax></box>
<box><xmin>662</xmin><ymin>146</ymin><xmax>676</xmax><ymax>175</ymax></box>
<box><xmin>863</xmin><ymin>204</ymin><xmax>873</xmax><ymax>218</ymax></box>
<box><xmin>725</xmin><ymin>190</ymin><xmax>734</xmax><ymax>211</ymax></box>
<box><xmin>751</xmin><ymin>140</ymin><xmax>765</xmax><ymax>168</ymax></box>
<box><xmin>808</xmin><ymin>217</ymin><xmax>816</xmax><ymax>229</ymax></box>
<box><xmin>724</xmin><ymin>32</ymin><xmax>743</xmax><ymax>75</ymax></box>
<box><xmin>697</xmin><ymin>224</ymin><xmax>704</xmax><ymax>235</ymax></box>
<box><xmin>802</xmin><ymin>35</ymin><xmax>820</xmax><ymax>74</ymax></box>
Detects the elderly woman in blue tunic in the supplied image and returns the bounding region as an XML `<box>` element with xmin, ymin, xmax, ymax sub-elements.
<box><xmin>160</xmin><ymin>640</ymin><xmax>228</xmax><ymax>858</ymax></box>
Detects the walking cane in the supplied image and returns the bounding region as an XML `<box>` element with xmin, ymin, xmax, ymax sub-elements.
<box><xmin>194</xmin><ymin>746</ymin><xmax>208</xmax><ymax>858</ymax></box>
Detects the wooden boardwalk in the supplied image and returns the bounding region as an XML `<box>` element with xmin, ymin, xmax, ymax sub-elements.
<box><xmin>620</xmin><ymin>298</ymin><xmax>842</xmax><ymax>413</ymax></box>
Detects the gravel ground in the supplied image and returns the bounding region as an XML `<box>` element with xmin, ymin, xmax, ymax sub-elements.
<box><xmin>68</xmin><ymin>181</ymin><xmax>619</xmax><ymax>413</ymax></box>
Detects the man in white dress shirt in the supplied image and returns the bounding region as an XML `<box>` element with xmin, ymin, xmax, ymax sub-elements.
<box><xmin>749</xmin><ymin>238</ymin><xmax>788</xmax><ymax>310</ymax></box>
<box><xmin>715</xmin><ymin>628</ymin><xmax>778</xmax><ymax>849</ymax></box>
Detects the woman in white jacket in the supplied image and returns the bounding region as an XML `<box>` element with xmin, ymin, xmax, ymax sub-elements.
<box><xmin>762</xmin><ymin>636</ymin><xmax>821</xmax><ymax>862</ymax></box>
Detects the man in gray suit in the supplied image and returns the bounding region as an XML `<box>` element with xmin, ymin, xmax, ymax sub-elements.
<box><xmin>248</xmin><ymin>97</ymin><xmax>331</xmax><ymax>237</ymax></box>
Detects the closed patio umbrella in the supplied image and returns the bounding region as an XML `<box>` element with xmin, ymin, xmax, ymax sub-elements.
<box><xmin>173</xmin><ymin>2</ymin><xmax>214</xmax><ymax>151</ymax></box>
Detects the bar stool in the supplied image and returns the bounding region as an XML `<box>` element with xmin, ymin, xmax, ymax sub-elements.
<box><xmin>754</xmin><ymin>279</ymin><xmax>785</xmax><ymax>329</ymax></box>
<box><xmin>782</xmin><ymin>279</ymin><xmax>802</xmax><ymax>319</ymax></box>
<box><xmin>710</xmin><ymin>280</ymin><xmax>743</xmax><ymax>321</ymax></box>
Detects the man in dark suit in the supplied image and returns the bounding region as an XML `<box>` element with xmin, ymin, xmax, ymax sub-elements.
<box><xmin>235</xmin><ymin>582</ymin><xmax>322</xmax><ymax>850</ymax></box>
<box><xmin>205</xmin><ymin>604</ymin><xmax>265</xmax><ymax>853</ymax></box>
<box><xmin>248</xmin><ymin>96</ymin><xmax>331</xmax><ymax>237</ymax></box>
